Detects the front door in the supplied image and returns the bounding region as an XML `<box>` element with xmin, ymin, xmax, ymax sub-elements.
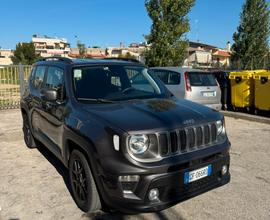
<box><xmin>38</xmin><ymin>66</ymin><xmax>66</xmax><ymax>155</ymax></box>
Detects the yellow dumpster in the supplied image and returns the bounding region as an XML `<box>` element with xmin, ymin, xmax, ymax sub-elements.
<box><xmin>229</xmin><ymin>71</ymin><xmax>254</xmax><ymax>111</ymax></box>
<box><xmin>253</xmin><ymin>70</ymin><xmax>270</xmax><ymax>111</ymax></box>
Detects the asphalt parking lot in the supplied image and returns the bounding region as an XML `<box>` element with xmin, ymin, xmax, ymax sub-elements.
<box><xmin>0</xmin><ymin>109</ymin><xmax>269</xmax><ymax>220</ymax></box>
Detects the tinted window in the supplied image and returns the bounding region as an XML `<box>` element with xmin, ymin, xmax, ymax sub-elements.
<box><xmin>72</xmin><ymin>65</ymin><xmax>162</xmax><ymax>101</ymax></box>
<box><xmin>44</xmin><ymin>67</ymin><xmax>64</xmax><ymax>89</ymax></box>
<box><xmin>153</xmin><ymin>70</ymin><xmax>180</xmax><ymax>85</ymax></box>
<box><xmin>33</xmin><ymin>66</ymin><xmax>46</xmax><ymax>88</ymax></box>
<box><xmin>188</xmin><ymin>72</ymin><xmax>217</xmax><ymax>86</ymax></box>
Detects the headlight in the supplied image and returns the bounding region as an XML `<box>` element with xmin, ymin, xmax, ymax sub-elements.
<box><xmin>216</xmin><ymin>120</ymin><xmax>225</xmax><ymax>136</ymax></box>
<box><xmin>129</xmin><ymin>134</ymin><xmax>149</xmax><ymax>155</ymax></box>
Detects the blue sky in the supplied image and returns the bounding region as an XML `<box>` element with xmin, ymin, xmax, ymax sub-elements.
<box><xmin>0</xmin><ymin>0</ymin><xmax>245</xmax><ymax>49</ymax></box>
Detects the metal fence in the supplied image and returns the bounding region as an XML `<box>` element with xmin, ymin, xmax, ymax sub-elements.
<box><xmin>0</xmin><ymin>65</ymin><xmax>32</xmax><ymax>110</ymax></box>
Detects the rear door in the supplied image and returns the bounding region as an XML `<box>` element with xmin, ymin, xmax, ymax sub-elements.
<box><xmin>151</xmin><ymin>69</ymin><xmax>183</xmax><ymax>98</ymax></box>
<box><xmin>187</xmin><ymin>72</ymin><xmax>221</xmax><ymax>104</ymax></box>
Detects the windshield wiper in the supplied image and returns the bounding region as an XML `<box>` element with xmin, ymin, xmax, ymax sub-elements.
<box><xmin>77</xmin><ymin>98</ymin><xmax>116</xmax><ymax>103</ymax></box>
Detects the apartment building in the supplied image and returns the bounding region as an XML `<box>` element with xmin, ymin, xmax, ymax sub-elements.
<box><xmin>105</xmin><ymin>43</ymin><xmax>149</xmax><ymax>62</ymax></box>
<box><xmin>69</xmin><ymin>48</ymin><xmax>106</xmax><ymax>59</ymax></box>
<box><xmin>212</xmin><ymin>42</ymin><xmax>231</xmax><ymax>68</ymax></box>
<box><xmin>0</xmin><ymin>49</ymin><xmax>13</xmax><ymax>65</ymax></box>
<box><xmin>184</xmin><ymin>41</ymin><xmax>231</xmax><ymax>69</ymax></box>
<box><xmin>69</xmin><ymin>43</ymin><xmax>148</xmax><ymax>62</ymax></box>
<box><xmin>32</xmin><ymin>35</ymin><xmax>70</xmax><ymax>57</ymax></box>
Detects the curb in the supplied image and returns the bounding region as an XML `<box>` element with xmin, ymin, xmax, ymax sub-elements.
<box><xmin>221</xmin><ymin>111</ymin><xmax>270</xmax><ymax>125</ymax></box>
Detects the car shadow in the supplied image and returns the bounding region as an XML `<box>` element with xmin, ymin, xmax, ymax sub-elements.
<box><xmin>36</xmin><ymin>144</ymin><xmax>73</xmax><ymax>198</ymax></box>
<box><xmin>36</xmin><ymin>145</ymin><xmax>185</xmax><ymax>220</ymax></box>
<box><xmin>83</xmin><ymin>209</ymin><xmax>185</xmax><ymax>220</ymax></box>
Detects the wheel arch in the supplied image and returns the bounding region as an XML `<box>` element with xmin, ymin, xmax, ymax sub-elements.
<box><xmin>63</xmin><ymin>130</ymin><xmax>107</xmax><ymax>208</ymax></box>
<box><xmin>21</xmin><ymin>107</ymin><xmax>29</xmax><ymax>121</ymax></box>
<box><xmin>20</xmin><ymin>102</ymin><xmax>30</xmax><ymax>122</ymax></box>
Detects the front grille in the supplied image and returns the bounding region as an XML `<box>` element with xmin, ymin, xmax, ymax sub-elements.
<box><xmin>159</xmin><ymin>134</ymin><xmax>168</xmax><ymax>155</ymax></box>
<box><xmin>196</xmin><ymin>126</ymin><xmax>203</xmax><ymax>146</ymax></box>
<box><xmin>157</xmin><ymin>122</ymin><xmax>218</xmax><ymax>157</ymax></box>
<box><xmin>170</xmin><ymin>132</ymin><xmax>178</xmax><ymax>153</ymax></box>
<box><xmin>179</xmin><ymin>130</ymin><xmax>187</xmax><ymax>152</ymax></box>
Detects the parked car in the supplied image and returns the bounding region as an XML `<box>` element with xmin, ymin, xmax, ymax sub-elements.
<box><xmin>150</xmin><ymin>67</ymin><xmax>222</xmax><ymax>111</ymax></box>
<box><xmin>21</xmin><ymin>57</ymin><xmax>230</xmax><ymax>214</ymax></box>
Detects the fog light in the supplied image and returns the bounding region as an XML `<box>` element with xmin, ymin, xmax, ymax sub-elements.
<box><xmin>148</xmin><ymin>188</ymin><xmax>159</xmax><ymax>202</ymax></box>
<box><xmin>222</xmin><ymin>165</ymin><xmax>228</xmax><ymax>175</ymax></box>
<box><xmin>119</xmin><ymin>175</ymin><xmax>140</xmax><ymax>192</ymax></box>
<box><xmin>119</xmin><ymin>175</ymin><xmax>140</xmax><ymax>182</ymax></box>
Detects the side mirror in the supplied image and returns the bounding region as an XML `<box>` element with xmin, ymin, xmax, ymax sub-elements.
<box><xmin>41</xmin><ymin>89</ymin><xmax>58</xmax><ymax>102</ymax></box>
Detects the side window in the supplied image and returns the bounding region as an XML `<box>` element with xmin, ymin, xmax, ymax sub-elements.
<box><xmin>153</xmin><ymin>70</ymin><xmax>169</xmax><ymax>84</ymax></box>
<box><xmin>168</xmin><ymin>72</ymin><xmax>180</xmax><ymax>85</ymax></box>
<box><xmin>153</xmin><ymin>70</ymin><xmax>180</xmax><ymax>85</ymax></box>
<box><xmin>44</xmin><ymin>66</ymin><xmax>64</xmax><ymax>100</ymax></box>
<box><xmin>29</xmin><ymin>66</ymin><xmax>36</xmax><ymax>84</ymax></box>
<box><xmin>44</xmin><ymin>66</ymin><xmax>64</xmax><ymax>89</ymax></box>
<box><xmin>33</xmin><ymin>66</ymin><xmax>46</xmax><ymax>89</ymax></box>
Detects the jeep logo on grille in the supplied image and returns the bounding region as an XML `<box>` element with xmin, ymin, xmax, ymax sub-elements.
<box><xmin>182</xmin><ymin>119</ymin><xmax>195</xmax><ymax>126</ymax></box>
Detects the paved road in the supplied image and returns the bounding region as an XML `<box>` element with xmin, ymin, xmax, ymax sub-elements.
<box><xmin>0</xmin><ymin>110</ymin><xmax>269</xmax><ymax>220</ymax></box>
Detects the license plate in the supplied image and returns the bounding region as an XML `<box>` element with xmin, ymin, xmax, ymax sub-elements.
<box><xmin>203</xmin><ymin>92</ymin><xmax>215</xmax><ymax>97</ymax></box>
<box><xmin>184</xmin><ymin>165</ymin><xmax>212</xmax><ymax>184</ymax></box>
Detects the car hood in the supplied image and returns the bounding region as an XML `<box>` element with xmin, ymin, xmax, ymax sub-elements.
<box><xmin>82</xmin><ymin>98</ymin><xmax>222</xmax><ymax>133</ymax></box>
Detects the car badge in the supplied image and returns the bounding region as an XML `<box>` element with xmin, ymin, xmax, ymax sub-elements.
<box><xmin>182</xmin><ymin>119</ymin><xmax>195</xmax><ymax>126</ymax></box>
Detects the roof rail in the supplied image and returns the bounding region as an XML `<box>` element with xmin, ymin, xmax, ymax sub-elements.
<box><xmin>104</xmin><ymin>57</ymin><xmax>142</xmax><ymax>63</ymax></box>
<box><xmin>38</xmin><ymin>56</ymin><xmax>73</xmax><ymax>64</ymax></box>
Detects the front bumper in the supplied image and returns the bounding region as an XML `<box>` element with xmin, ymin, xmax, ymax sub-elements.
<box><xmin>98</xmin><ymin>149</ymin><xmax>230</xmax><ymax>213</ymax></box>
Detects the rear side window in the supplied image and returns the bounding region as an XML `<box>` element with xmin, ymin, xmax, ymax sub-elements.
<box><xmin>188</xmin><ymin>72</ymin><xmax>217</xmax><ymax>86</ymax></box>
<box><xmin>153</xmin><ymin>70</ymin><xmax>180</xmax><ymax>85</ymax></box>
<box><xmin>33</xmin><ymin>66</ymin><xmax>46</xmax><ymax>89</ymax></box>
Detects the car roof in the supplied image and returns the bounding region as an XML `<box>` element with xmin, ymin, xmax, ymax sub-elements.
<box><xmin>34</xmin><ymin>57</ymin><xmax>145</xmax><ymax>68</ymax></box>
<box><xmin>150</xmin><ymin>67</ymin><xmax>208</xmax><ymax>73</ymax></box>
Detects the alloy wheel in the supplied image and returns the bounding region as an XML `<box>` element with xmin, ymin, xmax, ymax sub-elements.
<box><xmin>71</xmin><ymin>159</ymin><xmax>88</xmax><ymax>202</ymax></box>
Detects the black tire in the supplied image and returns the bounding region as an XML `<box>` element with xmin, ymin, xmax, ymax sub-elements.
<box><xmin>22</xmin><ymin>113</ymin><xmax>36</xmax><ymax>149</ymax></box>
<box><xmin>69</xmin><ymin>150</ymin><xmax>101</xmax><ymax>213</ymax></box>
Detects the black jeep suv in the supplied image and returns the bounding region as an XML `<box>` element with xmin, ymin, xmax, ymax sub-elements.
<box><xmin>21</xmin><ymin>57</ymin><xmax>230</xmax><ymax>213</ymax></box>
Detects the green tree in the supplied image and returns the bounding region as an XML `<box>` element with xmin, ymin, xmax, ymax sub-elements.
<box><xmin>11</xmin><ymin>42</ymin><xmax>40</xmax><ymax>65</ymax></box>
<box><xmin>77</xmin><ymin>41</ymin><xmax>87</xmax><ymax>58</ymax></box>
<box><xmin>231</xmin><ymin>0</ymin><xmax>269</xmax><ymax>70</ymax></box>
<box><xmin>118</xmin><ymin>52</ymin><xmax>137</xmax><ymax>60</ymax></box>
<box><xmin>144</xmin><ymin>0</ymin><xmax>195</xmax><ymax>67</ymax></box>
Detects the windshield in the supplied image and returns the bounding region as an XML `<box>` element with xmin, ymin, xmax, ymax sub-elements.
<box><xmin>72</xmin><ymin>65</ymin><xmax>164</xmax><ymax>101</ymax></box>
<box><xmin>188</xmin><ymin>72</ymin><xmax>217</xmax><ymax>87</ymax></box>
